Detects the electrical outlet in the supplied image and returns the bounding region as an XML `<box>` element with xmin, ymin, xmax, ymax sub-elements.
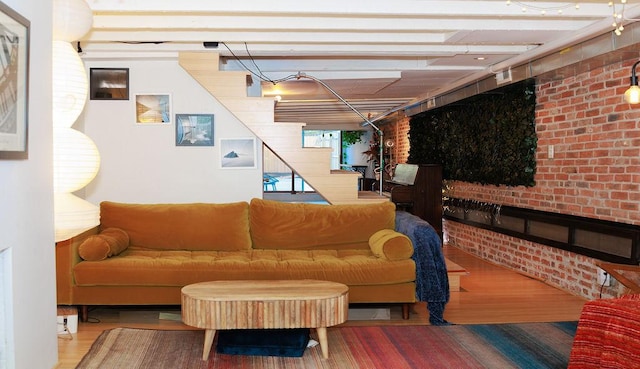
<box><xmin>597</xmin><ymin>267</ymin><xmax>611</xmax><ymax>287</ymax></box>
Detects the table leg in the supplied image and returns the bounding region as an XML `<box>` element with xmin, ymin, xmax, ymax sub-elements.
<box><xmin>316</xmin><ymin>327</ymin><xmax>329</xmax><ymax>359</ymax></box>
<box><xmin>202</xmin><ymin>329</ymin><xmax>216</xmax><ymax>360</ymax></box>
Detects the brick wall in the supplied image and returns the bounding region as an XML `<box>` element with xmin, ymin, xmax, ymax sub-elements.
<box><xmin>444</xmin><ymin>221</ymin><xmax>614</xmax><ymax>298</ymax></box>
<box><xmin>385</xmin><ymin>57</ymin><xmax>640</xmax><ymax>300</ymax></box>
<box><xmin>380</xmin><ymin>113</ymin><xmax>410</xmax><ymax>166</ymax></box>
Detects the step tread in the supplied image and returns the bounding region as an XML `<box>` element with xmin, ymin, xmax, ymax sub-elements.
<box><xmin>179</xmin><ymin>51</ymin><xmax>366</xmax><ymax>205</ymax></box>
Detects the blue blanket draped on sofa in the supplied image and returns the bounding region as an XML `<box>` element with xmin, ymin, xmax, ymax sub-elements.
<box><xmin>395</xmin><ymin>211</ymin><xmax>450</xmax><ymax>325</ymax></box>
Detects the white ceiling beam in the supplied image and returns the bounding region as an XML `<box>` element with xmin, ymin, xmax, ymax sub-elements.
<box><xmin>226</xmin><ymin>59</ymin><xmax>436</xmax><ymax>71</ymax></box>
<box><xmin>80</xmin><ymin>41</ymin><xmax>534</xmax><ymax>55</ymax></box>
<box><xmin>84</xmin><ymin>31</ymin><xmax>450</xmax><ymax>44</ymax></box>
<box><xmin>91</xmin><ymin>15</ymin><xmax>596</xmax><ymax>32</ymax></box>
<box><xmin>258</xmin><ymin>68</ymin><xmax>485</xmax><ymax>81</ymax></box>
<box><xmin>86</xmin><ymin>0</ymin><xmax>613</xmax><ymax>17</ymax></box>
<box><xmin>218</xmin><ymin>43</ymin><xmax>536</xmax><ymax>55</ymax></box>
<box><xmin>261</xmin><ymin>71</ymin><xmax>403</xmax><ymax>81</ymax></box>
<box><xmin>223</xmin><ymin>59</ymin><xmax>489</xmax><ymax>72</ymax></box>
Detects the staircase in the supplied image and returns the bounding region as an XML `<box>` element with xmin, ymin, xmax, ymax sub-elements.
<box><xmin>178</xmin><ymin>52</ymin><xmax>388</xmax><ymax>205</ymax></box>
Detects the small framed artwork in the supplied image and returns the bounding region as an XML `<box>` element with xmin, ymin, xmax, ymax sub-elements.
<box><xmin>220</xmin><ymin>138</ymin><xmax>257</xmax><ymax>169</ymax></box>
<box><xmin>135</xmin><ymin>93</ymin><xmax>171</xmax><ymax>124</ymax></box>
<box><xmin>176</xmin><ymin>114</ymin><xmax>214</xmax><ymax>146</ymax></box>
<box><xmin>0</xmin><ymin>2</ymin><xmax>29</xmax><ymax>160</ymax></box>
<box><xmin>89</xmin><ymin>68</ymin><xmax>129</xmax><ymax>100</ymax></box>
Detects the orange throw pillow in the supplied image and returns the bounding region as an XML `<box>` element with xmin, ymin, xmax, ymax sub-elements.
<box><xmin>78</xmin><ymin>228</ymin><xmax>130</xmax><ymax>261</ymax></box>
<box><xmin>368</xmin><ymin>229</ymin><xmax>413</xmax><ymax>260</ymax></box>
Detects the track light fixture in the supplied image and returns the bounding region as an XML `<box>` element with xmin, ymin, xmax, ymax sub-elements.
<box><xmin>624</xmin><ymin>61</ymin><xmax>640</xmax><ymax>104</ymax></box>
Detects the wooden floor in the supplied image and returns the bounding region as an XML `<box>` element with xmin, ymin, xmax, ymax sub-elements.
<box><xmin>55</xmin><ymin>246</ymin><xmax>587</xmax><ymax>368</ymax></box>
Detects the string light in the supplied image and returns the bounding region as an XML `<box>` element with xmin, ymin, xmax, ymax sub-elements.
<box><xmin>611</xmin><ymin>0</ymin><xmax>627</xmax><ymax>36</ymax></box>
<box><xmin>507</xmin><ymin>1</ymin><xmax>579</xmax><ymax>13</ymax></box>
<box><xmin>506</xmin><ymin>1</ymin><xmax>627</xmax><ymax>35</ymax></box>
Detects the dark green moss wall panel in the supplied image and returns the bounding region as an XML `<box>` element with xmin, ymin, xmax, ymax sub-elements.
<box><xmin>408</xmin><ymin>79</ymin><xmax>537</xmax><ymax>187</ymax></box>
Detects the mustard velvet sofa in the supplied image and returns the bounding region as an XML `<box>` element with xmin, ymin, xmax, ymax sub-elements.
<box><xmin>56</xmin><ymin>198</ymin><xmax>418</xmax><ymax>321</ymax></box>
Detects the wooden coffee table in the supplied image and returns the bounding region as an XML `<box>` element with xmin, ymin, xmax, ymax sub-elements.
<box><xmin>181</xmin><ymin>279</ymin><xmax>349</xmax><ymax>360</ymax></box>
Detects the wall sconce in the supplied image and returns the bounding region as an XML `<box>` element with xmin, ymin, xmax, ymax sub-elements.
<box><xmin>624</xmin><ymin>60</ymin><xmax>640</xmax><ymax>104</ymax></box>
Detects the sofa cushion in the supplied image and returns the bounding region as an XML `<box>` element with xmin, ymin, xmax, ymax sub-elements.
<box><xmin>73</xmin><ymin>248</ymin><xmax>415</xmax><ymax>287</ymax></box>
<box><xmin>99</xmin><ymin>201</ymin><xmax>252</xmax><ymax>251</ymax></box>
<box><xmin>78</xmin><ymin>228</ymin><xmax>130</xmax><ymax>261</ymax></box>
<box><xmin>249</xmin><ymin>198</ymin><xmax>396</xmax><ymax>251</ymax></box>
<box><xmin>368</xmin><ymin>229</ymin><xmax>413</xmax><ymax>261</ymax></box>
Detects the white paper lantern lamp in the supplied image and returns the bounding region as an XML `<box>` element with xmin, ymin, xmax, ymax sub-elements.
<box><xmin>54</xmin><ymin>193</ymin><xmax>100</xmax><ymax>242</ymax></box>
<box><xmin>52</xmin><ymin>0</ymin><xmax>93</xmax><ymax>42</ymax></box>
<box><xmin>53</xmin><ymin>127</ymin><xmax>100</xmax><ymax>194</ymax></box>
<box><xmin>52</xmin><ymin>0</ymin><xmax>100</xmax><ymax>241</ymax></box>
<box><xmin>52</xmin><ymin>40</ymin><xmax>88</xmax><ymax>128</ymax></box>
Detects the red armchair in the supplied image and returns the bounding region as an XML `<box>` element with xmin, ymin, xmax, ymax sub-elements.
<box><xmin>568</xmin><ymin>294</ymin><xmax>640</xmax><ymax>369</ymax></box>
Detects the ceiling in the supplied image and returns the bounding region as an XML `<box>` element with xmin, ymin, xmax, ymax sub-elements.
<box><xmin>80</xmin><ymin>0</ymin><xmax>640</xmax><ymax>130</ymax></box>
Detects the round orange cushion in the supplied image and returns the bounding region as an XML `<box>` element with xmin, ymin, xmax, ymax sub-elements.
<box><xmin>368</xmin><ymin>229</ymin><xmax>413</xmax><ymax>260</ymax></box>
<box><xmin>78</xmin><ymin>228</ymin><xmax>129</xmax><ymax>261</ymax></box>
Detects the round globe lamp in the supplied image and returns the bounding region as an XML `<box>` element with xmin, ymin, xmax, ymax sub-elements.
<box><xmin>52</xmin><ymin>0</ymin><xmax>93</xmax><ymax>42</ymax></box>
<box><xmin>53</xmin><ymin>127</ymin><xmax>100</xmax><ymax>194</ymax></box>
<box><xmin>54</xmin><ymin>193</ymin><xmax>99</xmax><ymax>242</ymax></box>
<box><xmin>52</xmin><ymin>41</ymin><xmax>89</xmax><ymax>128</ymax></box>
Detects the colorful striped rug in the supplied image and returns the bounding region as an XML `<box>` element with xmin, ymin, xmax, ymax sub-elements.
<box><xmin>76</xmin><ymin>322</ymin><xmax>577</xmax><ymax>369</ymax></box>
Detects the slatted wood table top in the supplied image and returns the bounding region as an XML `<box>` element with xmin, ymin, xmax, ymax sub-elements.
<box><xmin>181</xmin><ymin>279</ymin><xmax>349</xmax><ymax>360</ymax></box>
<box><xmin>182</xmin><ymin>279</ymin><xmax>349</xmax><ymax>302</ymax></box>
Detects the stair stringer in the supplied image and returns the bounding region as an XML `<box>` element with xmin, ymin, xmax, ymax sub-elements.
<box><xmin>178</xmin><ymin>51</ymin><xmax>387</xmax><ymax>204</ymax></box>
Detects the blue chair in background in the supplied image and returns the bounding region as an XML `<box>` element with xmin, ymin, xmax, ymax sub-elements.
<box><xmin>263</xmin><ymin>174</ymin><xmax>279</xmax><ymax>191</ymax></box>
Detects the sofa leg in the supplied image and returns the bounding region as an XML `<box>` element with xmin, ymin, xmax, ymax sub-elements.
<box><xmin>402</xmin><ymin>303</ymin><xmax>410</xmax><ymax>320</ymax></box>
<box><xmin>79</xmin><ymin>305</ymin><xmax>89</xmax><ymax>322</ymax></box>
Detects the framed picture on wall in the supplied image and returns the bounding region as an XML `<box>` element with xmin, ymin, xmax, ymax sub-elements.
<box><xmin>175</xmin><ymin>114</ymin><xmax>214</xmax><ymax>146</ymax></box>
<box><xmin>220</xmin><ymin>138</ymin><xmax>257</xmax><ymax>169</ymax></box>
<box><xmin>0</xmin><ymin>2</ymin><xmax>29</xmax><ymax>160</ymax></box>
<box><xmin>135</xmin><ymin>93</ymin><xmax>171</xmax><ymax>124</ymax></box>
<box><xmin>89</xmin><ymin>68</ymin><xmax>129</xmax><ymax>100</ymax></box>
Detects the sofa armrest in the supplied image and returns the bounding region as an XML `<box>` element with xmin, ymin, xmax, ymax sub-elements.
<box><xmin>56</xmin><ymin>226</ymin><xmax>99</xmax><ymax>304</ymax></box>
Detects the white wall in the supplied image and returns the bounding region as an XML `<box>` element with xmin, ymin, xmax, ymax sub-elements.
<box><xmin>0</xmin><ymin>0</ymin><xmax>57</xmax><ymax>368</ymax></box>
<box><xmin>82</xmin><ymin>58</ymin><xmax>263</xmax><ymax>204</ymax></box>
